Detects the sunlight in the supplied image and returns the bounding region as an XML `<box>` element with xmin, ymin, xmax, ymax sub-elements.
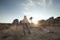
<box><xmin>33</xmin><ymin>19</ymin><xmax>38</xmax><ymax>25</ymax></box>
<box><xmin>33</xmin><ymin>21</ymin><xmax>38</xmax><ymax>25</ymax></box>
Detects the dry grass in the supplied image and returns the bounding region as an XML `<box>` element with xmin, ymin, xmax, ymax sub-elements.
<box><xmin>0</xmin><ymin>24</ymin><xmax>60</xmax><ymax>40</ymax></box>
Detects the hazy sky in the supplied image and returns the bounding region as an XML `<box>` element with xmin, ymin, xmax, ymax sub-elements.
<box><xmin>0</xmin><ymin>0</ymin><xmax>60</xmax><ymax>23</ymax></box>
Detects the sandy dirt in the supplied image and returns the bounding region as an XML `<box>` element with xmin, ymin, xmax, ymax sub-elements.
<box><xmin>0</xmin><ymin>25</ymin><xmax>60</xmax><ymax>40</ymax></box>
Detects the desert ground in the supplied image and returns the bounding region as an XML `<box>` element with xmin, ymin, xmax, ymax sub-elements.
<box><xmin>0</xmin><ymin>23</ymin><xmax>60</xmax><ymax>40</ymax></box>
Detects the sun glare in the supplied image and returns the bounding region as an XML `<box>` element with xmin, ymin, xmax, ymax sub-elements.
<box><xmin>33</xmin><ymin>20</ymin><xmax>38</xmax><ymax>25</ymax></box>
<box><xmin>33</xmin><ymin>21</ymin><xmax>38</xmax><ymax>25</ymax></box>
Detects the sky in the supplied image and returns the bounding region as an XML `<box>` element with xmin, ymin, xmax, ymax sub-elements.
<box><xmin>0</xmin><ymin>0</ymin><xmax>60</xmax><ymax>23</ymax></box>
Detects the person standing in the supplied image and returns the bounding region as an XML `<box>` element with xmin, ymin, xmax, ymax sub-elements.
<box><xmin>22</xmin><ymin>16</ymin><xmax>31</xmax><ymax>35</ymax></box>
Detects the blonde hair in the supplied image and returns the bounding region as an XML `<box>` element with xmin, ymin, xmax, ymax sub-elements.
<box><xmin>24</xmin><ymin>16</ymin><xmax>27</xmax><ymax>18</ymax></box>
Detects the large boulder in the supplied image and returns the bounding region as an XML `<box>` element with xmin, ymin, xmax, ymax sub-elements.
<box><xmin>53</xmin><ymin>17</ymin><xmax>60</xmax><ymax>26</ymax></box>
<box><xmin>12</xmin><ymin>19</ymin><xmax>19</xmax><ymax>25</ymax></box>
<box><xmin>54</xmin><ymin>17</ymin><xmax>60</xmax><ymax>24</ymax></box>
<box><xmin>47</xmin><ymin>16</ymin><xmax>60</xmax><ymax>26</ymax></box>
<box><xmin>20</xmin><ymin>20</ymin><xmax>23</xmax><ymax>25</ymax></box>
<box><xmin>47</xmin><ymin>17</ymin><xmax>54</xmax><ymax>23</ymax></box>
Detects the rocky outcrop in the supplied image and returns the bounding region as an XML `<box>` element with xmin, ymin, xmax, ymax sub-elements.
<box><xmin>38</xmin><ymin>20</ymin><xmax>47</xmax><ymax>26</ymax></box>
<box><xmin>12</xmin><ymin>19</ymin><xmax>19</xmax><ymax>25</ymax></box>
<box><xmin>38</xmin><ymin>16</ymin><xmax>60</xmax><ymax>26</ymax></box>
<box><xmin>47</xmin><ymin>17</ymin><xmax>60</xmax><ymax>26</ymax></box>
<box><xmin>47</xmin><ymin>17</ymin><xmax>54</xmax><ymax>24</ymax></box>
<box><xmin>54</xmin><ymin>17</ymin><xmax>60</xmax><ymax>24</ymax></box>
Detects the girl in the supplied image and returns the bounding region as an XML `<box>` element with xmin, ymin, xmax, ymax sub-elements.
<box><xmin>22</xmin><ymin>16</ymin><xmax>31</xmax><ymax>35</ymax></box>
